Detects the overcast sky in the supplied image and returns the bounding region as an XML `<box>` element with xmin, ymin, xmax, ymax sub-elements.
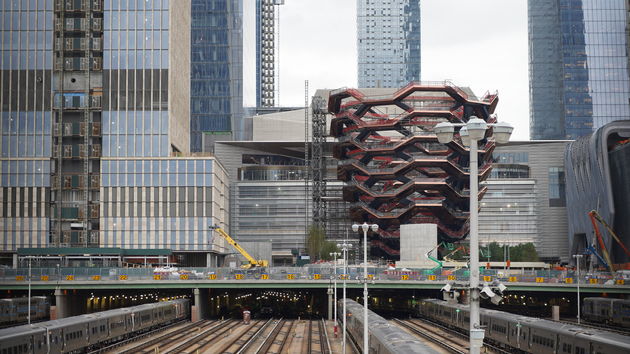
<box><xmin>243</xmin><ymin>0</ymin><xmax>530</xmax><ymax>140</ymax></box>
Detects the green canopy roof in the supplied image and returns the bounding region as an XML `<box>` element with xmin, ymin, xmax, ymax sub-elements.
<box><xmin>17</xmin><ymin>248</ymin><xmax>172</xmax><ymax>256</ymax></box>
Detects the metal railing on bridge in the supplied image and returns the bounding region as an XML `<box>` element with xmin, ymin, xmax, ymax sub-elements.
<box><xmin>1</xmin><ymin>266</ymin><xmax>627</xmax><ymax>285</ymax></box>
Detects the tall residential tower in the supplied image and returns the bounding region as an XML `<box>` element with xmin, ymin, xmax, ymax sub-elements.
<box><xmin>357</xmin><ymin>0</ymin><xmax>421</xmax><ymax>88</ymax></box>
<box><xmin>528</xmin><ymin>0</ymin><xmax>630</xmax><ymax>140</ymax></box>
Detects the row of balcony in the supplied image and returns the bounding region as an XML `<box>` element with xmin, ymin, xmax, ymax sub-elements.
<box><xmin>52</xmin><ymin>144</ymin><xmax>101</xmax><ymax>158</ymax></box>
<box><xmin>55</xmin><ymin>0</ymin><xmax>103</xmax><ymax>12</ymax></box>
<box><xmin>55</xmin><ymin>18</ymin><xmax>103</xmax><ymax>32</ymax></box>
<box><xmin>54</xmin><ymin>57</ymin><xmax>102</xmax><ymax>71</ymax></box>
<box><xmin>50</xmin><ymin>230</ymin><xmax>100</xmax><ymax>245</ymax></box>
<box><xmin>53</xmin><ymin>205</ymin><xmax>100</xmax><ymax>220</ymax></box>
<box><xmin>55</xmin><ymin>38</ymin><xmax>102</xmax><ymax>52</ymax></box>
<box><xmin>53</xmin><ymin>122</ymin><xmax>102</xmax><ymax>137</ymax></box>
<box><xmin>53</xmin><ymin>94</ymin><xmax>102</xmax><ymax>109</ymax></box>
<box><xmin>52</xmin><ymin>174</ymin><xmax>100</xmax><ymax>190</ymax></box>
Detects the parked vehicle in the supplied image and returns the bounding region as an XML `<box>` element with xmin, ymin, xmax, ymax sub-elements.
<box><xmin>0</xmin><ymin>299</ymin><xmax>189</xmax><ymax>354</ymax></box>
<box><xmin>0</xmin><ymin>297</ymin><xmax>49</xmax><ymax>326</ymax></box>
<box><xmin>416</xmin><ymin>298</ymin><xmax>630</xmax><ymax>354</ymax></box>
<box><xmin>339</xmin><ymin>298</ymin><xmax>440</xmax><ymax>354</ymax></box>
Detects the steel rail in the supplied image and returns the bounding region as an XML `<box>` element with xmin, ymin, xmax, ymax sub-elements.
<box><xmin>393</xmin><ymin>318</ymin><xmax>467</xmax><ymax>354</ymax></box>
<box><xmin>163</xmin><ymin>319</ymin><xmax>235</xmax><ymax>354</ymax></box>
<box><xmin>255</xmin><ymin>318</ymin><xmax>286</xmax><ymax>354</ymax></box>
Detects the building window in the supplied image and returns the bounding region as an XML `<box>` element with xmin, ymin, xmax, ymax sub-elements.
<box><xmin>548</xmin><ymin>167</ymin><xmax>566</xmax><ymax>207</ymax></box>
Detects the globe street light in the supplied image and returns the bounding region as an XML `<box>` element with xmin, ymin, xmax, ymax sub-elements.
<box><xmin>352</xmin><ymin>222</ymin><xmax>378</xmax><ymax>354</ymax></box>
<box><xmin>337</xmin><ymin>242</ymin><xmax>352</xmax><ymax>354</ymax></box>
<box><xmin>330</xmin><ymin>251</ymin><xmax>341</xmax><ymax>335</ymax></box>
<box><xmin>573</xmin><ymin>254</ymin><xmax>583</xmax><ymax>324</ymax></box>
<box><xmin>434</xmin><ymin>116</ymin><xmax>513</xmax><ymax>354</ymax></box>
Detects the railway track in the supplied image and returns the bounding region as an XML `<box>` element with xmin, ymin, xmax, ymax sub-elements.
<box><xmin>164</xmin><ymin>319</ymin><xmax>251</xmax><ymax>353</ymax></box>
<box><xmin>394</xmin><ymin>318</ymin><xmax>510</xmax><ymax>354</ymax></box>
<box><xmin>92</xmin><ymin>319</ymin><xmax>190</xmax><ymax>354</ymax></box>
<box><xmin>393</xmin><ymin>318</ymin><xmax>469</xmax><ymax>354</ymax></box>
<box><xmin>115</xmin><ymin>320</ymin><xmax>218</xmax><ymax>354</ymax></box>
<box><xmin>304</xmin><ymin>319</ymin><xmax>330</xmax><ymax>354</ymax></box>
<box><xmin>257</xmin><ymin>319</ymin><xmax>295</xmax><ymax>354</ymax></box>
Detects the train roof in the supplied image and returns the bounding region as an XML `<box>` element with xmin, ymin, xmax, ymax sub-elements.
<box><xmin>575</xmin><ymin>328</ymin><xmax>630</xmax><ymax>348</ymax></box>
<box><xmin>0</xmin><ymin>324</ymin><xmax>45</xmax><ymax>340</ymax></box>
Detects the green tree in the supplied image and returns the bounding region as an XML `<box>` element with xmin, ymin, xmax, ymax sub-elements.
<box><xmin>306</xmin><ymin>225</ymin><xmax>339</xmax><ymax>261</ymax></box>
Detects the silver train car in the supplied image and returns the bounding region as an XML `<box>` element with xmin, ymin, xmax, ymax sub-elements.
<box><xmin>0</xmin><ymin>298</ymin><xmax>189</xmax><ymax>354</ymax></box>
<box><xmin>583</xmin><ymin>297</ymin><xmax>630</xmax><ymax>328</ymax></box>
<box><xmin>338</xmin><ymin>299</ymin><xmax>440</xmax><ymax>354</ymax></box>
<box><xmin>0</xmin><ymin>297</ymin><xmax>49</xmax><ymax>326</ymax></box>
<box><xmin>417</xmin><ymin>298</ymin><xmax>630</xmax><ymax>354</ymax></box>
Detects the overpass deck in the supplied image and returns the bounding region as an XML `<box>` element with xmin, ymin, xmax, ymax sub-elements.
<box><xmin>1</xmin><ymin>279</ymin><xmax>629</xmax><ymax>293</ymax></box>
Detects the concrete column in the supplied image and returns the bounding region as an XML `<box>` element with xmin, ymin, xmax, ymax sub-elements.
<box><xmin>552</xmin><ymin>305</ymin><xmax>560</xmax><ymax>321</ymax></box>
<box><xmin>55</xmin><ymin>288</ymin><xmax>71</xmax><ymax>319</ymax></box>
<box><xmin>206</xmin><ymin>253</ymin><xmax>215</xmax><ymax>267</ymax></box>
<box><xmin>12</xmin><ymin>254</ymin><xmax>17</xmax><ymax>269</ymax></box>
<box><xmin>193</xmin><ymin>288</ymin><xmax>209</xmax><ymax>321</ymax></box>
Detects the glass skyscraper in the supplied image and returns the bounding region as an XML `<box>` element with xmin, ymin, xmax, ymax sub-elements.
<box><xmin>190</xmin><ymin>0</ymin><xmax>243</xmax><ymax>152</ymax></box>
<box><xmin>529</xmin><ymin>0</ymin><xmax>630</xmax><ymax>140</ymax></box>
<box><xmin>357</xmin><ymin>0</ymin><xmax>421</xmax><ymax>88</ymax></box>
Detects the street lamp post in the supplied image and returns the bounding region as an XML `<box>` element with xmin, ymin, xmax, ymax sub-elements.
<box><xmin>352</xmin><ymin>222</ymin><xmax>378</xmax><ymax>354</ymax></box>
<box><xmin>337</xmin><ymin>242</ymin><xmax>352</xmax><ymax>354</ymax></box>
<box><xmin>330</xmin><ymin>251</ymin><xmax>341</xmax><ymax>334</ymax></box>
<box><xmin>27</xmin><ymin>256</ymin><xmax>32</xmax><ymax>325</ymax></box>
<box><xmin>573</xmin><ymin>254</ymin><xmax>583</xmax><ymax>324</ymax></box>
<box><xmin>435</xmin><ymin>116</ymin><xmax>513</xmax><ymax>354</ymax></box>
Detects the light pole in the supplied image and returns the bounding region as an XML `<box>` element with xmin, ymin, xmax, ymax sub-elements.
<box><xmin>435</xmin><ymin>116</ymin><xmax>513</xmax><ymax>354</ymax></box>
<box><xmin>573</xmin><ymin>254</ymin><xmax>583</xmax><ymax>324</ymax></box>
<box><xmin>330</xmin><ymin>251</ymin><xmax>340</xmax><ymax>334</ymax></box>
<box><xmin>337</xmin><ymin>242</ymin><xmax>352</xmax><ymax>354</ymax></box>
<box><xmin>27</xmin><ymin>256</ymin><xmax>32</xmax><ymax>325</ymax></box>
<box><xmin>352</xmin><ymin>222</ymin><xmax>378</xmax><ymax>354</ymax></box>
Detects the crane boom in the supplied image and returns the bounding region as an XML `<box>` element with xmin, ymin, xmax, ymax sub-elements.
<box><xmin>209</xmin><ymin>225</ymin><xmax>268</xmax><ymax>268</ymax></box>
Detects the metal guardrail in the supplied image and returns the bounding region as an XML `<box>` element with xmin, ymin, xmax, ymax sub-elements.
<box><xmin>0</xmin><ymin>266</ymin><xmax>627</xmax><ymax>285</ymax></box>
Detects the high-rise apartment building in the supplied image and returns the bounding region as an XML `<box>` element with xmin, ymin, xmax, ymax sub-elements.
<box><xmin>357</xmin><ymin>0</ymin><xmax>421</xmax><ymax>88</ymax></box>
<box><xmin>528</xmin><ymin>0</ymin><xmax>630</xmax><ymax>140</ymax></box>
<box><xmin>1</xmin><ymin>0</ymin><xmax>231</xmax><ymax>266</ymax></box>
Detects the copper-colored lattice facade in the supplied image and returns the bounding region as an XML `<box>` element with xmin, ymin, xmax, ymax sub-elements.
<box><xmin>329</xmin><ymin>82</ymin><xmax>498</xmax><ymax>258</ymax></box>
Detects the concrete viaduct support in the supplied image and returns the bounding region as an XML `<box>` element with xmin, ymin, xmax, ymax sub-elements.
<box><xmin>193</xmin><ymin>288</ymin><xmax>210</xmax><ymax>322</ymax></box>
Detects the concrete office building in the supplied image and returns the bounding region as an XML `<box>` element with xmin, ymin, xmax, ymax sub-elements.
<box><xmin>528</xmin><ymin>0</ymin><xmax>630</xmax><ymax>140</ymax></box>
<box><xmin>357</xmin><ymin>0</ymin><xmax>421</xmax><ymax>88</ymax></box>
<box><xmin>480</xmin><ymin>141</ymin><xmax>570</xmax><ymax>263</ymax></box>
<box><xmin>0</xmin><ymin>0</ymin><xmax>231</xmax><ymax>266</ymax></box>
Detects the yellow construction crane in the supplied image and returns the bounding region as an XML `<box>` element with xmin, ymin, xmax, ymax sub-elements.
<box><xmin>209</xmin><ymin>225</ymin><xmax>269</xmax><ymax>269</ymax></box>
